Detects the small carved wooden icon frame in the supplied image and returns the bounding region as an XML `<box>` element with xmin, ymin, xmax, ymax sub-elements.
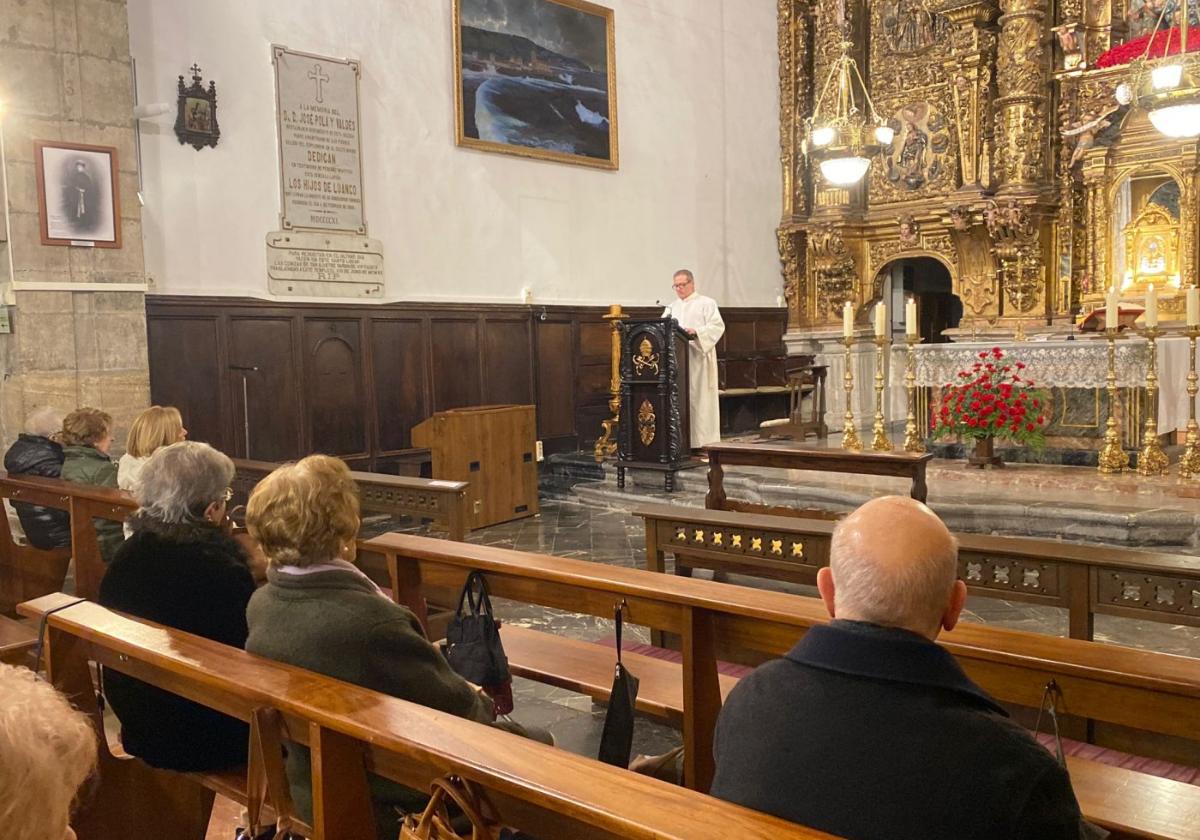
<box><xmin>175</xmin><ymin>63</ymin><xmax>220</xmax><ymax>150</ymax></box>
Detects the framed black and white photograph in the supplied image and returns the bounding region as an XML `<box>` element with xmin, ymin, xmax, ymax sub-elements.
<box><xmin>34</xmin><ymin>140</ymin><xmax>122</xmax><ymax>248</ymax></box>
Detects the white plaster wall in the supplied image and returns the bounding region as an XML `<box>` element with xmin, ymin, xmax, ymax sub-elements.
<box><xmin>126</xmin><ymin>0</ymin><xmax>781</xmax><ymax>307</ymax></box>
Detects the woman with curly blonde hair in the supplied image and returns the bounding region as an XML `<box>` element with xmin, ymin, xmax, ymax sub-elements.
<box><xmin>0</xmin><ymin>663</ymin><xmax>98</xmax><ymax>840</ymax></box>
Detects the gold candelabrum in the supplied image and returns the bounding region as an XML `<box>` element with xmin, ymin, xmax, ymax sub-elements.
<box><xmin>1098</xmin><ymin>327</ymin><xmax>1129</xmax><ymax>475</ymax></box>
<box><xmin>1180</xmin><ymin>325</ymin><xmax>1200</xmax><ymax>479</ymax></box>
<box><xmin>1136</xmin><ymin>326</ymin><xmax>1169</xmax><ymax>477</ymax></box>
<box><xmin>903</xmin><ymin>335</ymin><xmax>924</xmax><ymax>453</ymax></box>
<box><xmin>871</xmin><ymin>335</ymin><xmax>893</xmax><ymax>452</ymax></box>
<box><xmin>841</xmin><ymin>336</ymin><xmax>862</xmax><ymax>452</ymax></box>
<box><xmin>593</xmin><ymin>304</ymin><xmax>629</xmax><ymax>461</ymax></box>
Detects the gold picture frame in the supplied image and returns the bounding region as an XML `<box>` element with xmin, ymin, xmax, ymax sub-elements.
<box><xmin>453</xmin><ymin>0</ymin><xmax>618</xmax><ymax>170</ymax></box>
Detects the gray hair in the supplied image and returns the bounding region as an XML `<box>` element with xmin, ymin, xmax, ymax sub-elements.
<box><xmin>673</xmin><ymin>268</ymin><xmax>694</xmax><ymax>283</ymax></box>
<box><xmin>23</xmin><ymin>406</ymin><xmax>64</xmax><ymax>438</ymax></box>
<box><xmin>829</xmin><ymin>518</ymin><xmax>959</xmax><ymax>633</ymax></box>
<box><xmin>133</xmin><ymin>441</ymin><xmax>233</xmax><ymax>526</ymax></box>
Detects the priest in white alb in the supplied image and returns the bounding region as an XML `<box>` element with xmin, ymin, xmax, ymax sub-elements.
<box><xmin>662</xmin><ymin>269</ymin><xmax>725</xmax><ymax>449</ymax></box>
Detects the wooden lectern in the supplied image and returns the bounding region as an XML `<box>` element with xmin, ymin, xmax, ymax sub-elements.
<box><xmin>411</xmin><ymin>405</ymin><xmax>538</xmax><ymax>529</ymax></box>
<box><xmin>616</xmin><ymin>318</ymin><xmax>701</xmax><ymax>491</ymax></box>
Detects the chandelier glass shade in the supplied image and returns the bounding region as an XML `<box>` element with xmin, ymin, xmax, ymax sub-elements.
<box><xmin>805</xmin><ymin>40</ymin><xmax>892</xmax><ymax>186</ymax></box>
<box><xmin>1115</xmin><ymin>2</ymin><xmax>1200</xmax><ymax>138</ymax></box>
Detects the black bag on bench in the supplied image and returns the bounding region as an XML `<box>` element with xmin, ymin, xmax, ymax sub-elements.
<box><xmin>598</xmin><ymin>602</ymin><xmax>640</xmax><ymax>768</ymax></box>
<box><xmin>443</xmin><ymin>571</ymin><xmax>513</xmax><ymax>715</ymax></box>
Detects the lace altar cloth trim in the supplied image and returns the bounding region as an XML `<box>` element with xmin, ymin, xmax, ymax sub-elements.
<box><xmin>910</xmin><ymin>338</ymin><xmax>1197</xmax><ymax>434</ymax></box>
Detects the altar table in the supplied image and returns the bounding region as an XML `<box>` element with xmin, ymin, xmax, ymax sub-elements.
<box><xmin>910</xmin><ymin>337</ymin><xmax>1197</xmax><ymax>435</ymax></box>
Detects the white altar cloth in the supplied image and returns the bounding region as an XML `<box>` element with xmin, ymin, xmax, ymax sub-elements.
<box><xmin>910</xmin><ymin>337</ymin><xmax>1197</xmax><ymax>434</ymax></box>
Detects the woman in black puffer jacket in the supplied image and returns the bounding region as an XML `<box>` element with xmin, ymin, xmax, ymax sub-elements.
<box><xmin>2</xmin><ymin>407</ymin><xmax>70</xmax><ymax>549</ymax></box>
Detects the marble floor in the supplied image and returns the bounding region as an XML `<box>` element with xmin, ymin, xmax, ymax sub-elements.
<box><xmin>204</xmin><ymin>494</ymin><xmax>1199</xmax><ymax>837</ymax></box>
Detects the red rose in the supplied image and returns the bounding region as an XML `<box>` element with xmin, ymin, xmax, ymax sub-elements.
<box><xmin>979</xmin><ymin>351</ymin><xmax>989</xmax><ymax>359</ymax></box>
<box><xmin>1016</xmin><ymin>362</ymin><xmax>1026</xmax><ymax>370</ymax></box>
<box><xmin>1038</xmin><ymin>416</ymin><xmax>1045</xmax><ymax>425</ymax></box>
<box><xmin>1026</xmin><ymin>423</ymin><xmax>1034</xmax><ymax>432</ymax></box>
<box><xmin>967</xmin><ymin>417</ymin><xmax>978</xmax><ymax>427</ymax></box>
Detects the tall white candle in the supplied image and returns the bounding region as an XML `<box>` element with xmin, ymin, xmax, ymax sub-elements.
<box><xmin>843</xmin><ymin>301</ymin><xmax>854</xmax><ymax>338</ymax></box>
<box><xmin>1145</xmin><ymin>284</ymin><xmax>1157</xmax><ymax>328</ymax></box>
<box><xmin>874</xmin><ymin>303</ymin><xmax>887</xmax><ymax>337</ymax></box>
<box><xmin>1188</xmin><ymin>286</ymin><xmax>1199</xmax><ymax>327</ymax></box>
<box><xmin>905</xmin><ymin>298</ymin><xmax>917</xmax><ymax>337</ymax></box>
<box><xmin>1106</xmin><ymin>287</ymin><xmax>1119</xmax><ymax>330</ymax></box>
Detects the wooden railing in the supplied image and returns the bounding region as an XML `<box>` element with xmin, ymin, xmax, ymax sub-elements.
<box><xmin>702</xmin><ymin>442</ymin><xmax>933</xmax><ymax>509</ymax></box>
<box><xmin>637</xmin><ymin>503</ymin><xmax>1200</xmax><ymax>643</ymax></box>
<box><xmin>19</xmin><ymin>593</ymin><xmax>835</xmax><ymax>840</ymax></box>
<box><xmin>230</xmin><ymin>458</ymin><xmax>469</xmax><ymax>540</ymax></box>
<box><xmin>365</xmin><ymin>532</ymin><xmax>1200</xmax><ymax>838</ymax></box>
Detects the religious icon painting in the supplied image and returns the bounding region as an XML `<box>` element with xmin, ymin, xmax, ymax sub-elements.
<box><xmin>174</xmin><ymin>64</ymin><xmax>220</xmax><ymax>150</ymax></box>
<box><xmin>33</xmin><ymin>141</ymin><xmax>121</xmax><ymax>248</ymax></box>
<box><xmin>453</xmin><ymin>0</ymin><xmax>618</xmax><ymax>169</ymax></box>
<box><xmin>885</xmin><ymin>102</ymin><xmax>951</xmax><ymax>192</ymax></box>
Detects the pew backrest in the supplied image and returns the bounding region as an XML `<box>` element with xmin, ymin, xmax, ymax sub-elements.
<box><xmin>19</xmin><ymin>592</ymin><xmax>836</xmax><ymax>840</ymax></box>
<box><xmin>366</xmin><ymin>532</ymin><xmax>1200</xmax><ymax>790</ymax></box>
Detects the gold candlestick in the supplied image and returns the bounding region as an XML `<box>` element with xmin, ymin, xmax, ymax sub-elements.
<box><xmin>871</xmin><ymin>335</ymin><xmax>893</xmax><ymax>452</ymax></box>
<box><xmin>903</xmin><ymin>335</ymin><xmax>924</xmax><ymax>453</ymax></box>
<box><xmin>593</xmin><ymin>304</ymin><xmax>628</xmax><ymax>461</ymax></box>
<box><xmin>1180</xmin><ymin>326</ymin><xmax>1200</xmax><ymax>479</ymax></box>
<box><xmin>1137</xmin><ymin>326</ymin><xmax>1169</xmax><ymax>476</ymax></box>
<box><xmin>841</xmin><ymin>336</ymin><xmax>862</xmax><ymax>452</ymax></box>
<box><xmin>1098</xmin><ymin>327</ymin><xmax>1129</xmax><ymax>474</ymax></box>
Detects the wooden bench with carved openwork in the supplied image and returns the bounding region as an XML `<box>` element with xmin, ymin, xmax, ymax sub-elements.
<box><xmin>230</xmin><ymin>457</ymin><xmax>469</xmax><ymax>541</ymax></box>
<box><xmin>702</xmin><ymin>441</ymin><xmax>933</xmax><ymax>511</ymax></box>
<box><xmin>637</xmin><ymin>502</ymin><xmax>1200</xmax><ymax>643</ymax></box>
<box><xmin>367</xmin><ymin>532</ymin><xmax>1200</xmax><ymax>839</ymax></box>
<box><xmin>18</xmin><ymin>592</ymin><xmax>834</xmax><ymax>840</ymax></box>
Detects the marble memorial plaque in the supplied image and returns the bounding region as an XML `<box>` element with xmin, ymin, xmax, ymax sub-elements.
<box><xmin>266</xmin><ymin>231</ymin><xmax>384</xmax><ymax>298</ymax></box>
<box><xmin>273</xmin><ymin>46</ymin><xmax>366</xmax><ymax>234</ymax></box>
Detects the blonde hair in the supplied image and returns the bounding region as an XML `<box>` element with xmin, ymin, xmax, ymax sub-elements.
<box><xmin>0</xmin><ymin>664</ymin><xmax>98</xmax><ymax>840</ymax></box>
<box><xmin>246</xmin><ymin>455</ymin><xmax>360</xmax><ymax>568</ymax></box>
<box><xmin>126</xmin><ymin>406</ymin><xmax>184</xmax><ymax>458</ymax></box>
<box><xmin>61</xmin><ymin>408</ymin><xmax>112</xmax><ymax>447</ymax></box>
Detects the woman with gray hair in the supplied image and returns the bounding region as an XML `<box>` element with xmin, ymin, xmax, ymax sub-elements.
<box><xmin>97</xmin><ymin>440</ymin><xmax>255</xmax><ymax>774</ymax></box>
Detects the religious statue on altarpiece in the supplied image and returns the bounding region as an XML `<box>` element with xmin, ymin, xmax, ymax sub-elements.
<box><xmin>882</xmin><ymin>0</ymin><xmax>943</xmax><ymax>53</ymax></box>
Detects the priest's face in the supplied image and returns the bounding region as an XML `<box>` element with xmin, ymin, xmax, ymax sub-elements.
<box><xmin>672</xmin><ymin>273</ymin><xmax>694</xmax><ymax>300</ymax></box>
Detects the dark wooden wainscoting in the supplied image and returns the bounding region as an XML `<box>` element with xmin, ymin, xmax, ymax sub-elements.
<box><xmin>146</xmin><ymin>297</ymin><xmax>786</xmax><ymax>470</ymax></box>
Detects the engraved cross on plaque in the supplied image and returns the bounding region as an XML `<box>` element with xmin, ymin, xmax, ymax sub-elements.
<box><xmin>308</xmin><ymin>63</ymin><xmax>330</xmax><ymax>103</ymax></box>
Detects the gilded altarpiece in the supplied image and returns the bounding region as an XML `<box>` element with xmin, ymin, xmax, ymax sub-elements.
<box><xmin>777</xmin><ymin>0</ymin><xmax>1198</xmax><ymax>336</ymax></box>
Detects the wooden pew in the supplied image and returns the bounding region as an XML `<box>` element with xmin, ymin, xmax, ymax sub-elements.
<box><xmin>637</xmin><ymin>502</ymin><xmax>1200</xmax><ymax>643</ymax></box>
<box><xmin>703</xmin><ymin>441</ymin><xmax>933</xmax><ymax>509</ymax></box>
<box><xmin>368</xmin><ymin>533</ymin><xmax>1200</xmax><ymax>839</ymax></box>
<box><xmin>19</xmin><ymin>593</ymin><xmax>835</xmax><ymax>840</ymax></box>
<box><xmin>230</xmin><ymin>458</ymin><xmax>470</xmax><ymax>541</ymax></box>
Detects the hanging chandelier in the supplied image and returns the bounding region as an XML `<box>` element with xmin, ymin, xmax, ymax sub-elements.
<box><xmin>1114</xmin><ymin>0</ymin><xmax>1200</xmax><ymax>138</ymax></box>
<box><xmin>805</xmin><ymin>39</ymin><xmax>893</xmax><ymax>187</ymax></box>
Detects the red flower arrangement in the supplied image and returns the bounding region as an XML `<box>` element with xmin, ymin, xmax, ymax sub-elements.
<box><xmin>1096</xmin><ymin>25</ymin><xmax>1200</xmax><ymax>68</ymax></box>
<box><xmin>931</xmin><ymin>347</ymin><xmax>1051</xmax><ymax>449</ymax></box>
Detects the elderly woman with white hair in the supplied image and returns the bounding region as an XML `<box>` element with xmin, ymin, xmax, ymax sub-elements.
<box><xmin>0</xmin><ymin>663</ymin><xmax>98</xmax><ymax>840</ymax></box>
<box><xmin>98</xmin><ymin>440</ymin><xmax>255</xmax><ymax>773</ymax></box>
<box><xmin>2</xmin><ymin>405</ymin><xmax>71</xmax><ymax>549</ymax></box>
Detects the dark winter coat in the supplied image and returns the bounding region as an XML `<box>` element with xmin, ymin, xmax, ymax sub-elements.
<box><xmin>97</xmin><ymin>522</ymin><xmax>256</xmax><ymax>771</ymax></box>
<box><xmin>3</xmin><ymin>434</ymin><xmax>71</xmax><ymax>549</ymax></box>
<box><xmin>61</xmin><ymin>444</ymin><xmax>124</xmax><ymax>562</ymax></box>
<box><xmin>711</xmin><ymin>620</ymin><xmax>1085</xmax><ymax>840</ymax></box>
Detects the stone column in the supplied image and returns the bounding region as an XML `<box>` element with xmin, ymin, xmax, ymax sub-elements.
<box><xmin>0</xmin><ymin>0</ymin><xmax>149</xmax><ymax>447</ymax></box>
<box><xmin>994</xmin><ymin>0</ymin><xmax>1051</xmax><ymax>196</ymax></box>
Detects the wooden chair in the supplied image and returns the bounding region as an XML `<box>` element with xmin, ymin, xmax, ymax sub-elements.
<box><xmin>758</xmin><ymin>364</ymin><xmax>828</xmax><ymax>442</ymax></box>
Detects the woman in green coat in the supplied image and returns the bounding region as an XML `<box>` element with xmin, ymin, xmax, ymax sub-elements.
<box><xmin>60</xmin><ymin>406</ymin><xmax>124</xmax><ymax>562</ymax></box>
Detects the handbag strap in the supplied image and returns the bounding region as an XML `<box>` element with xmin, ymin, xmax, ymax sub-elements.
<box><xmin>33</xmin><ymin>598</ymin><xmax>87</xmax><ymax>674</ymax></box>
<box><xmin>427</xmin><ymin>776</ymin><xmax>498</xmax><ymax>839</ymax></box>
<box><xmin>1034</xmin><ymin>679</ymin><xmax>1066</xmax><ymax>767</ymax></box>
<box><xmin>614</xmin><ymin>600</ymin><xmax>627</xmax><ymax>669</ymax></box>
<box><xmin>472</xmin><ymin>572</ymin><xmax>495</xmax><ymax>618</ymax></box>
<box><xmin>456</xmin><ymin>571</ymin><xmax>494</xmax><ymax>619</ymax></box>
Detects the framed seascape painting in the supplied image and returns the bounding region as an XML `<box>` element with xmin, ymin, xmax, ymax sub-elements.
<box><xmin>454</xmin><ymin>0</ymin><xmax>618</xmax><ymax>169</ymax></box>
<box><xmin>34</xmin><ymin>141</ymin><xmax>122</xmax><ymax>248</ymax></box>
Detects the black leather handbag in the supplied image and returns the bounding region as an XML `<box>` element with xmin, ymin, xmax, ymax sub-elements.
<box><xmin>443</xmin><ymin>571</ymin><xmax>513</xmax><ymax>715</ymax></box>
<box><xmin>597</xmin><ymin>602</ymin><xmax>640</xmax><ymax>767</ymax></box>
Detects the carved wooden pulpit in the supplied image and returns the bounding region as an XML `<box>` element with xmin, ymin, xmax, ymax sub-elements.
<box><xmin>616</xmin><ymin>318</ymin><xmax>700</xmax><ymax>492</ymax></box>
